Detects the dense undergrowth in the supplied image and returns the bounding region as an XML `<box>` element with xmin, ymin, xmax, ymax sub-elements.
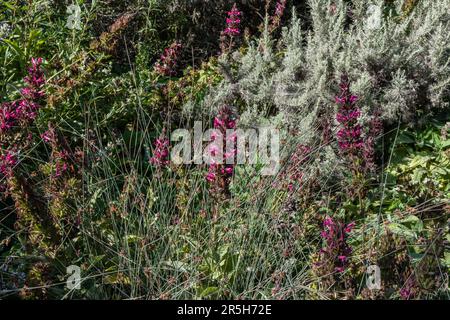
<box><xmin>0</xmin><ymin>0</ymin><xmax>449</xmax><ymax>299</ymax></box>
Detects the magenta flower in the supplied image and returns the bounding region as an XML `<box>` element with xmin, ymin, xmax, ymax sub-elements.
<box><xmin>220</xmin><ymin>4</ymin><xmax>242</xmax><ymax>54</ymax></box>
<box><xmin>223</xmin><ymin>167</ymin><xmax>233</xmax><ymax>175</ymax></box>
<box><xmin>41</xmin><ymin>130</ymin><xmax>55</xmax><ymax>143</ymax></box>
<box><xmin>335</xmin><ymin>97</ymin><xmax>345</xmax><ymax>104</ymax></box>
<box><xmin>0</xmin><ymin>58</ymin><xmax>46</xmax><ymax>192</ymax></box>
<box><xmin>0</xmin><ymin>57</ymin><xmax>45</xmax><ymax>134</ymax></box>
<box><xmin>206</xmin><ymin>106</ymin><xmax>237</xmax><ymax>196</ymax></box>
<box><xmin>224</xmin><ymin>150</ymin><xmax>236</xmax><ymax>160</ymax></box>
<box><xmin>208</xmin><ymin>144</ymin><xmax>220</xmax><ymax>157</ymax></box>
<box><xmin>154</xmin><ymin>42</ymin><xmax>182</xmax><ymax>76</ymax></box>
<box><xmin>318</xmin><ymin>216</ymin><xmax>355</xmax><ymax>273</ymax></box>
<box><xmin>55</xmin><ymin>161</ymin><xmax>68</xmax><ymax>178</ymax></box>
<box><xmin>213</xmin><ymin>117</ymin><xmax>224</xmax><ymax>128</ymax></box>
<box><xmin>227</xmin><ymin>120</ymin><xmax>236</xmax><ymax>129</ymax></box>
<box><xmin>0</xmin><ymin>102</ymin><xmax>16</xmax><ymax>133</ymax></box>
<box><xmin>25</xmin><ymin>57</ymin><xmax>45</xmax><ymax>88</ymax></box>
<box><xmin>0</xmin><ymin>149</ymin><xmax>17</xmax><ymax>177</ymax></box>
<box><xmin>210</xmin><ymin>130</ymin><xmax>219</xmax><ymax>142</ymax></box>
<box><xmin>324</xmin><ymin>217</ymin><xmax>334</xmax><ymax>227</ymax></box>
<box><xmin>223</xmin><ymin>4</ymin><xmax>241</xmax><ymax>36</ymax></box>
<box><xmin>206</xmin><ymin>172</ymin><xmax>216</xmax><ymax>182</ymax></box>
<box><xmin>335</xmin><ymin>75</ymin><xmax>364</xmax><ymax>155</ymax></box>
<box><xmin>335</xmin><ymin>266</ymin><xmax>345</xmax><ymax>273</ymax></box>
<box><xmin>349</xmin><ymin>95</ymin><xmax>358</xmax><ymax>104</ymax></box>
<box><xmin>150</xmin><ymin>135</ymin><xmax>170</xmax><ymax>167</ymax></box>
<box><xmin>344</xmin><ymin>222</ymin><xmax>356</xmax><ymax>233</ymax></box>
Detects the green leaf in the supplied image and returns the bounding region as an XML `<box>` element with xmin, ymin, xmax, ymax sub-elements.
<box><xmin>388</xmin><ymin>223</ymin><xmax>416</xmax><ymax>240</ymax></box>
<box><xmin>218</xmin><ymin>245</ymin><xmax>230</xmax><ymax>260</ymax></box>
<box><xmin>399</xmin><ymin>215</ymin><xmax>423</xmax><ymax>232</ymax></box>
<box><xmin>125</xmin><ymin>235</ymin><xmax>141</xmax><ymax>244</ymax></box>
<box><xmin>199</xmin><ymin>286</ymin><xmax>219</xmax><ymax>298</ymax></box>
<box><xmin>397</xmin><ymin>133</ymin><xmax>415</xmax><ymax>144</ymax></box>
<box><xmin>409</xmin><ymin>252</ymin><xmax>425</xmax><ymax>263</ymax></box>
<box><xmin>442</xmin><ymin>252</ymin><xmax>450</xmax><ymax>268</ymax></box>
<box><xmin>442</xmin><ymin>140</ymin><xmax>450</xmax><ymax>148</ymax></box>
<box><xmin>104</xmin><ymin>273</ymin><xmax>131</xmax><ymax>285</ymax></box>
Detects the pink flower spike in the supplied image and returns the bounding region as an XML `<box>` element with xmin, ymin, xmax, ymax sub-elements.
<box><xmin>323</xmin><ymin>217</ymin><xmax>334</xmax><ymax>227</ymax></box>
<box><xmin>344</xmin><ymin>222</ymin><xmax>356</xmax><ymax>234</ymax></box>
<box><xmin>224</xmin><ymin>167</ymin><xmax>233</xmax><ymax>175</ymax></box>
<box><xmin>349</xmin><ymin>95</ymin><xmax>358</xmax><ymax>104</ymax></box>
<box><xmin>211</xmin><ymin>130</ymin><xmax>219</xmax><ymax>141</ymax></box>
<box><xmin>223</xmin><ymin>4</ymin><xmax>241</xmax><ymax>37</ymax></box>
<box><xmin>226</xmin><ymin>130</ymin><xmax>237</xmax><ymax>142</ymax></box>
<box><xmin>227</xmin><ymin>120</ymin><xmax>236</xmax><ymax>129</ymax></box>
<box><xmin>224</xmin><ymin>149</ymin><xmax>237</xmax><ymax>159</ymax></box>
<box><xmin>209</xmin><ymin>144</ymin><xmax>219</xmax><ymax>157</ymax></box>
<box><xmin>206</xmin><ymin>172</ymin><xmax>216</xmax><ymax>182</ymax></box>
<box><xmin>213</xmin><ymin>117</ymin><xmax>224</xmax><ymax>128</ymax></box>
<box><xmin>150</xmin><ymin>134</ymin><xmax>170</xmax><ymax>167</ymax></box>
<box><xmin>335</xmin><ymin>96</ymin><xmax>345</xmax><ymax>104</ymax></box>
<box><xmin>41</xmin><ymin>131</ymin><xmax>52</xmax><ymax>143</ymax></box>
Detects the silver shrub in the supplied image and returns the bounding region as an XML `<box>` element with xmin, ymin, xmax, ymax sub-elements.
<box><xmin>203</xmin><ymin>0</ymin><xmax>449</xmax><ymax>128</ymax></box>
<box><xmin>197</xmin><ymin>0</ymin><xmax>449</xmax><ymax>185</ymax></box>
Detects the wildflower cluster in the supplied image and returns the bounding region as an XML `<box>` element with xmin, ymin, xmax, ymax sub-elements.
<box><xmin>0</xmin><ymin>150</ymin><xmax>16</xmax><ymax>179</ymax></box>
<box><xmin>336</xmin><ymin>75</ymin><xmax>363</xmax><ymax>155</ymax></box>
<box><xmin>318</xmin><ymin>216</ymin><xmax>355</xmax><ymax>273</ymax></box>
<box><xmin>0</xmin><ymin>58</ymin><xmax>45</xmax><ymax>190</ymax></box>
<box><xmin>206</xmin><ymin>106</ymin><xmax>237</xmax><ymax>197</ymax></box>
<box><xmin>1</xmin><ymin>58</ymin><xmax>45</xmax><ymax>133</ymax></box>
<box><xmin>154</xmin><ymin>42</ymin><xmax>182</xmax><ymax>76</ymax></box>
<box><xmin>223</xmin><ymin>3</ymin><xmax>241</xmax><ymax>36</ymax></box>
<box><xmin>220</xmin><ymin>4</ymin><xmax>242</xmax><ymax>53</ymax></box>
<box><xmin>150</xmin><ymin>133</ymin><xmax>170</xmax><ymax>167</ymax></box>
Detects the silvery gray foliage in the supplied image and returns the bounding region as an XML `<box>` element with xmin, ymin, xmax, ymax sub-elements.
<box><xmin>204</xmin><ymin>0</ymin><xmax>449</xmax><ymax>129</ymax></box>
<box><xmin>198</xmin><ymin>0</ymin><xmax>449</xmax><ymax>186</ymax></box>
<box><xmin>0</xmin><ymin>22</ymin><xmax>12</xmax><ymax>40</ymax></box>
